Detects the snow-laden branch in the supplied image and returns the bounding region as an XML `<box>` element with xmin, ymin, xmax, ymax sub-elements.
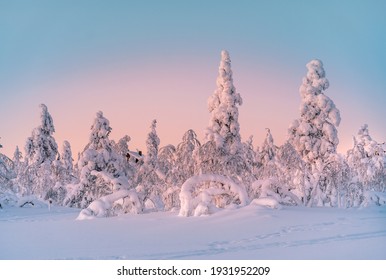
<box><xmin>76</xmin><ymin>170</ymin><xmax>141</xmax><ymax>219</ymax></box>
<box><xmin>179</xmin><ymin>174</ymin><xmax>248</xmax><ymax>217</ymax></box>
<box><xmin>251</xmin><ymin>179</ymin><xmax>302</xmax><ymax>206</ymax></box>
<box><xmin>76</xmin><ymin>189</ymin><xmax>141</xmax><ymax>220</ymax></box>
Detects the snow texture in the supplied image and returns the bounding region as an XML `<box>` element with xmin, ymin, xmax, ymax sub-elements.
<box><xmin>179</xmin><ymin>174</ymin><xmax>248</xmax><ymax>217</ymax></box>
<box><xmin>1</xmin><ymin>203</ymin><xmax>385</xmax><ymax>260</ymax></box>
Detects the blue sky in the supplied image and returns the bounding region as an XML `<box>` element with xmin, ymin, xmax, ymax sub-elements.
<box><xmin>1</xmin><ymin>0</ymin><xmax>385</xmax><ymax>157</ymax></box>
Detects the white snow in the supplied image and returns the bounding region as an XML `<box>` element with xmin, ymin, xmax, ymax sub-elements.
<box><xmin>179</xmin><ymin>174</ymin><xmax>248</xmax><ymax>217</ymax></box>
<box><xmin>1</xmin><ymin>203</ymin><xmax>385</xmax><ymax>260</ymax></box>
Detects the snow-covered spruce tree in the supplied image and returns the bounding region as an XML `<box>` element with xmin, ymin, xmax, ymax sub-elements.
<box><xmin>12</xmin><ymin>146</ymin><xmax>22</xmax><ymax>174</ymax></box>
<box><xmin>23</xmin><ymin>104</ymin><xmax>59</xmax><ymax>198</ymax></box>
<box><xmin>346</xmin><ymin>125</ymin><xmax>385</xmax><ymax>206</ymax></box>
<box><xmin>288</xmin><ymin>59</ymin><xmax>341</xmax><ymax>207</ymax></box>
<box><xmin>250</xmin><ymin>132</ymin><xmax>304</xmax><ymax>206</ymax></box>
<box><xmin>275</xmin><ymin>141</ymin><xmax>306</xmax><ymax>199</ymax></box>
<box><xmin>113</xmin><ymin>135</ymin><xmax>131</xmax><ymax>159</ymax></box>
<box><xmin>199</xmin><ymin>50</ymin><xmax>246</xmax><ymax>178</ymax></box>
<box><xmin>256</xmin><ymin>128</ymin><xmax>278</xmax><ymax>180</ymax></box>
<box><xmin>158</xmin><ymin>144</ymin><xmax>180</xmax><ymax>210</ymax></box>
<box><xmin>0</xmin><ymin>143</ymin><xmax>18</xmax><ymax>207</ymax></box>
<box><xmin>191</xmin><ymin>51</ymin><xmax>249</xmax><ymax>213</ymax></box>
<box><xmin>242</xmin><ymin>136</ymin><xmax>257</xmax><ymax>176</ymax></box>
<box><xmin>135</xmin><ymin>119</ymin><xmax>164</xmax><ymax>211</ymax></box>
<box><xmin>158</xmin><ymin>144</ymin><xmax>176</xmax><ymax>184</ymax></box>
<box><xmin>65</xmin><ymin>111</ymin><xmax>128</xmax><ymax>209</ymax></box>
<box><xmin>174</xmin><ymin>129</ymin><xmax>201</xmax><ymax>185</ymax></box>
<box><xmin>112</xmin><ymin>135</ymin><xmax>136</xmax><ymax>187</ymax></box>
<box><xmin>46</xmin><ymin>140</ymin><xmax>75</xmax><ymax>204</ymax></box>
<box><xmin>160</xmin><ymin>129</ymin><xmax>201</xmax><ymax>211</ymax></box>
<box><xmin>0</xmin><ymin>145</ymin><xmax>16</xmax><ymax>193</ymax></box>
<box><xmin>240</xmin><ymin>136</ymin><xmax>258</xmax><ymax>194</ymax></box>
<box><xmin>9</xmin><ymin>146</ymin><xmax>24</xmax><ymax>194</ymax></box>
<box><xmin>61</xmin><ymin>140</ymin><xmax>74</xmax><ymax>182</ymax></box>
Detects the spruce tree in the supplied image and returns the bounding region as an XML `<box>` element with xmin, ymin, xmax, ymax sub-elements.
<box><xmin>135</xmin><ymin>120</ymin><xmax>164</xmax><ymax>211</ymax></box>
<box><xmin>199</xmin><ymin>50</ymin><xmax>245</xmax><ymax>178</ymax></box>
<box><xmin>65</xmin><ymin>111</ymin><xmax>127</xmax><ymax>208</ymax></box>
<box><xmin>288</xmin><ymin>59</ymin><xmax>341</xmax><ymax>206</ymax></box>
<box><xmin>347</xmin><ymin>125</ymin><xmax>385</xmax><ymax>202</ymax></box>
<box><xmin>23</xmin><ymin>104</ymin><xmax>58</xmax><ymax>198</ymax></box>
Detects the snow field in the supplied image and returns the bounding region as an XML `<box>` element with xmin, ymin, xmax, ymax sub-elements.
<box><xmin>1</xmin><ymin>203</ymin><xmax>385</xmax><ymax>260</ymax></box>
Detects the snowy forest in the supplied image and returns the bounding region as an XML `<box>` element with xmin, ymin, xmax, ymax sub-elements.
<box><xmin>1</xmin><ymin>51</ymin><xmax>385</xmax><ymax>218</ymax></box>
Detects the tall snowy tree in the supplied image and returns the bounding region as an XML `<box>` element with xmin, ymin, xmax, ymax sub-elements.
<box><xmin>22</xmin><ymin>104</ymin><xmax>59</xmax><ymax>198</ymax></box>
<box><xmin>206</xmin><ymin>50</ymin><xmax>242</xmax><ymax>154</ymax></box>
<box><xmin>288</xmin><ymin>59</ymin><xmax>341</xmax><ymax>206</ymax></box>
<box><xmin>199</xmin><ymin>50</ymin><xmax>246</xmax><ymax>178</ymax></box>
<box><xmin>135</xmin><ymin>119</ymin><xmax>164</xmax><ymax>211</ymax></box>
<box><xmin>65</xmin><ymin>111</ymin><xmax>128</xmax><ymax>208</ymax></box>
<box><xmin>25</xmin><ymin>104</ymin><xmax>58</xmax><ymax>165</ymax></box>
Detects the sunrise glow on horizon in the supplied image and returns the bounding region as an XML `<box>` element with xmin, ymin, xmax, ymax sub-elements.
<box><xmin>1</xmin><ymin>0</ymin><xmax>385</xmax><ymax>159</ymax></box>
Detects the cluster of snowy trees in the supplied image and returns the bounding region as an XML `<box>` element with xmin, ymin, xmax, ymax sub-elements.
<box><xmin>1</xmin><ymin>51</ymin><xmax>385</xmax><ymax>216</ymax></box>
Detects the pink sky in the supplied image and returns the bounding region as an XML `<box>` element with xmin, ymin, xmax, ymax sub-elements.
<box><xmin>2</xmin><ymin>52</ymin><xmax>378</xmax><ymax>159</ymax></box>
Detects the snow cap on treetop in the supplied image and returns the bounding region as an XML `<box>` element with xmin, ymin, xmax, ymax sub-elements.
<box><xmin>39</xmin><ymin>103</ymin><xmax>55</xmax><ymax>134</ymax></box>
<box><xmin>221</xmin><ymin>50</ymin><xmax>230</xmax><ymax>61</ymax></box>
<box><xmin>300</xmin><ymin>59</ymin><xmax>329</xmax><ymax>97</ymax></box>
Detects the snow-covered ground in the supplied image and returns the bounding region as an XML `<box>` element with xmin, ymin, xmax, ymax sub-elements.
<box><xmin>1</xmin><ymin>203</ymin><xmax>385</xmax><ymax>260</ymax></box>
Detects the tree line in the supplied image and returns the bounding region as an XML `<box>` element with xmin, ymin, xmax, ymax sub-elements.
<box><xmin>1</xmin><ymin>51</ymin><xmax>385</xmax><ymax>216</ymax></box>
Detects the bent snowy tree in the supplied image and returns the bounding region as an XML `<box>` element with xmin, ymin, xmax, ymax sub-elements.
<box><xmin>179</xmin><ymin>174</ymin><xmax>248</xmax><ymax>217</ymax></box>
<box><xmin>76</xmin><ymin>188</ymin><xmax>142</xmax><ymax>219</ymax></box>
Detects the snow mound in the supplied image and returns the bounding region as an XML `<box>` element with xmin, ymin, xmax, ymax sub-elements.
<box><xmin>251</xmin><ymin>197</ymin><xmax>282</xmax><ymax>209</ymax></box>
<box><xmin>77</xmin><ymin>189</ymin><xmax>141</xmax><ymax>220</ymax></box>
<box><xmin>179</xmin><ymin>174</ymin><xmax>248</xmax><ymax>217</ymax></box>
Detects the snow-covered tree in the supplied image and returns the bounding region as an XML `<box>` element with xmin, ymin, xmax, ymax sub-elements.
<box><xmin>158</xmin><ymin>144</ymin><xmax>179</xmax><ymax>210</ymax></box>
<box><xmin>21</xmin><ymin>104</ymin><xmax>58</xmax><ymax>198</ymax></box>
<box><xmin>65</xmin><ymin>111</ymin><xmax>128</xmax><ymax>208</ymax></box>
<box><xmin>158</xmin><ymin>144</ymin><xmax>176</xmax><ymax>184</ymax></box>
<box><xmin>46</xmin><ymin>141</ymin><xmax>76</xmax><ymax>204</ymax></box>
<box><xmin>0</xmin><ymin>144</ymin><xmax>18</xmax><ymax>208</ymax></box>
<box><xmin>256</xmin><ymin>128</ymin><xmax>278</xmax><ymax>180</ymax></box>
<box><xmin>240</xmin><ymin>135</ymin><xmax>258</xmax><ymax>195</ymax></box>
<box><xmin>12</xmin><ymin>146</ymin><xmax>22</xmax><ymax>173</ymax></box>
<box><xmin>135</xmin><ymin>120</ymin><xmax>164</xmax><ymax>211</ymax></box>
<box><xmin>113</xmin><ymin>135</ymin><xmax>131</xmax><ymax>159</ymax></box>
<box><xmin>159</xmin><ymin>129</ymin><xmax>201</xmax><ymax>211</ymax></box>
<box><xmin>112</xmin><ymin>135</ymin><xmax>137</xmax><ymax>186</ymax></box>
<box><xmin>206</xmin><ymin>50</ymin><xmax>242</xmax><ymax>154</ymax></box>
<box><xmin>9</xmin><ymin>146</ymin><xmax>24</xmax><ymax>194</ymax></box>
<box><xmin>288</xmin><ymin>59</ymin><xmax>341</xmax><ymax>206</ymax></box>
<box><xmin>346</xmin><ymin>125</ymin><xmax>385</xmax><ymax>206</ymax></box>
<box><xmin>174</xmin><ymin>129</ymin><xmax>201</xmax><ymax>185</ymax></box>
<box><xmin>275</xmin><ymin>141</ymin><xmax>306</xmax><ymax>199</ymax></box>
<box><xmin>25</xmin><ymin>104</ymin><xmax>58</xmax><ymax>165</ymax></box>
<box><xmin>242</xmin><ymin>135</ymin><xmax>257</xmax><ymax>176</ymax></box>
<box><xmin>61</xmin><ymin>140</ymin><xmax>74</xmax><ymax>182</ymax></box>
<box><xmin>199</xmin><ymin>50</ymin><xmax>246</xmax><ymax>178</ymax></box>
<box><xmin>0</xmin><ymin>149</ymin><xmax>15</xmax><ymax>191</ymax></box>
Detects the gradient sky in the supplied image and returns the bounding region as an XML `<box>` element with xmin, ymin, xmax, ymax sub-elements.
<box><xmin>1</xmin><ymin>0</ymin><xmax>385</xmax><ymax>159</ymax></box>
